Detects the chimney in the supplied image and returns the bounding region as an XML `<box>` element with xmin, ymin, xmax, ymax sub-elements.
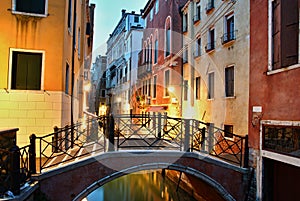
<box><xmin>140</xmin><ymin>9</ymin><xmax>144</xmax><ymax>15</ymax></box>
<box><xmin>121</xmin><ymin>9</ymin><xmax>126</xmax><ymax>16</ymax></box>
<box><xmin>131</xmin><ymin>11</ymin><xmax>135</xmax><ymax>14</ymax></box>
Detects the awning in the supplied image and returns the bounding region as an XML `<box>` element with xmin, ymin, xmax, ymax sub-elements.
<box><xmin>146</xmin><ymin>106</ymin><xmax>167</xmax><ymax>112</ymax></box>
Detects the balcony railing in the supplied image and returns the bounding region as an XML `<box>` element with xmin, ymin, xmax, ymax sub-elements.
<box><xmin>137</xmin><ymin>62</ymin><xmax>152</xmax><ymax>79</ymax></box>
<box><xmin>205</xmin><ymin>42</ymin><xmax>215</xmax><ymax>52</ymax></box>
<box><xmin>221</xmin><ymin>30</ymin><xmax>237</xmax><ymax>44</ymax></box>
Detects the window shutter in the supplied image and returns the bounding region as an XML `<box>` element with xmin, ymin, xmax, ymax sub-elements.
<box><xmin>272</xmin><ymin>0</ymin><xmax>281</xmax><ymax>69</ymax></box>
<box><xmin>15</xmin><ymin>54</ymin><xmax>28</xmax><ymax>90</ymax></box>
<box><xmin>26</xmin><ymin>53</ymin><xmax>42</xmax><ymax>90</ymax></box>
<box><xmin>280</xmin><ymin>0</ymin><xmax>299</xmax><ymax>67</ymax></box>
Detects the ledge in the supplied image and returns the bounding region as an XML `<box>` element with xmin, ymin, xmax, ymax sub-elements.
<box><xmin>267</xmin><ymin>63</ymin><xmax>300</xmax><ymax>75</ymax></box>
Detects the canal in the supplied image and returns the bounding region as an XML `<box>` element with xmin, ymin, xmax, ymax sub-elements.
<box><xmin>83</xmin><ymin>170</ymin><xmax>203</xmax><ymax>201</ymax></box>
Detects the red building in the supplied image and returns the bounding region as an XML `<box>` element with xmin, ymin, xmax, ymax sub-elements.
<box><xmin>250</xmin><ymin>0</ymin><xmax>300</xmax><ymax>200</ymax></box>
<box><xmin>135</xmin><ymin>0</ymin><xmax>188</xmax><ymax>116</ymax></box>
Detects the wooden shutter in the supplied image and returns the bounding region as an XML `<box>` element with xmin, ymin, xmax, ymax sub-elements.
<box><xmin>15</xmin><ymin>54</ymin><xmax>28</xmax><ymax>90</ymax></box>
<box><xmin>272</xmin><ymin>0</ymin><xmax>281</xmax><ymax>69</ymax></box>
<box><xmin>280</xmin><ymin>0</ymin><xmax>299</xmax><ymax>67</ymax></box>
<box><xmin>26</xmin><ymin>53</ymin><xmax>42</xmax><ymax>90</ymax></box>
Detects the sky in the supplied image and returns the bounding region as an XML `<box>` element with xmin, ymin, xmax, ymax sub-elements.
<box><xmin>90</xmin><ymin>0</ymin><xmax>148</xmax><ymax>60</ymax></box>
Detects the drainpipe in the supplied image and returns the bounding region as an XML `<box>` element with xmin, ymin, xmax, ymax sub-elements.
<box><xmin>71</xmin><ymin>0</ymin><xmax>77</xmax><ymax>148</ymax></box>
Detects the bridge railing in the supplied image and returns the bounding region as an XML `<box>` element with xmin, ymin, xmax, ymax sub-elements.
<box><xmin>30</xmin><ymin>115</ymin><xmax>107</xmax><ymax>172</ymax></box>
<box><xmin>113</xmin><ymin>113</ymin><xmax>248</xmax><ymax>167</ymax></box>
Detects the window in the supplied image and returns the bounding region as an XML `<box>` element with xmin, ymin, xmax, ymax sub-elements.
<box><xmin>183</xmin><ymin>45</ymin><xmax>188</xmax><ymax>63</ymax></box>
<box><xmin>225</xmin><ymin>66</ymin><xmax>234</xmax><ymax>97</ymax></box>
<box><xmin>208</xmin><ymin>72</ymin><xmax>214</xmax><ymax>99</ymax></box>
<box><xmin>150</xmin><ymin>8</ymin><xmax>153</xmax><ymax>21</ymax></box>
<box><xmin>194</xmin><ymin>2</ymin><xmax>201</xmax><ymax>22</ymax></box>
<box><xmin>165</xmin><ymin>17</ymin><xmax>171</xmax><ymax>57</ymax></box>
<box><xmin>166</xmin><ymin>28</ymin><xmax>171</xmax><ymax>56</ymax></box>
<box><xmin>183</xmin><ymin>13</ymin><xmax>188</xmax><ymax>32</ymax></box>
<box><xmin>148</xmin><ymin>78</ymin><xmax>151</xmax><ymax>96</ymax></box>
<box><xmin>206</xmin><ymin>0</ymin><xmax>214</xmax><ymax>13</ymax></box>
<box><xmin>154</xmin><ymin>38</ymin><xmax>158</xmax><ymax>64</ymax></box>
<box><xmin>194</xmin><ymin>37</ymin><xmax>201</xmax><ymax>57</ymax></box>
<box><xmin>206</xmin><ymin>28</ymin><xmax>215</xmax><ymax>52</ymax></box>
<box><xmin>78</xmin><ymin>28</ymin><xmax>81</xmax><ymax>57</ymax></box>
<box><xmin>183</xmin><ymin>80</ymin><xmax>188</xmax><ymax>101</ymax></box>
<box><xmin>68</xmin><ymin>0</ymin><xmax>72</xmax><ymax>28</ymax></box>
<box><xmin>153</xmin><ymin>75</ymin><xmax>157</xmax><ymax>98</ymax></box>
<box><xmin>65</xmin><ymin>63</ymin><xmax>69</xmax><ymax>94</ymax></box>
<box><xmin>13</xmin><ymin>0</ymin><xmax>47</xmax><ymax>16</ymax></box>
<box><xmin>164</xmin><ymin>70</ymin><xmax>170</xmax><ymax>96</ymax></box>
<box><xmin>155</xmin><ymin>0</ymin><xmax>159</xmax><ymax>14</ymax></box>
<box><xmin>11</xmin><ymin>51</ymin><xmax>43</xmax><ymax>90</ymax></box>
<box><xmin>224</xmin><ymin>125</ymin><xmax>233</xmax><ymax>138</ymax></box>
<box><xmin>222</xmin><ymin>14</ymin><xmax>235</xmax><ymax>44</ymax></box>
<box><xmin>134</xmin><ymin>16</ymin><xmax>139</xmax><ymax>23</ymax></box>
<box><xmin>196</xmin><ymin>76</ymin><xmax>201</xmax><ymax>100</ymax></box>
<box><xmin>101</xmin><ymin>90</ymin><xmax>106</xmax><ymax>97</ymax></box>
<box><xmin>272</xmin><ymin>0</ymin><xmax>299</xmax><ymax>69</ymax></box>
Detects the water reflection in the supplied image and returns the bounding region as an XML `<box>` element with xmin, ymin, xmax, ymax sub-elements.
<box><xmin>84</xmin><ymin>170</ymin><xmax>199</xmax><ymax>201</ymax></box>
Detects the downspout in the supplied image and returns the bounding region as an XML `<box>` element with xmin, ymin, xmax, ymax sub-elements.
<box><xmin>71</xmin><ymin>0</ymin><xmax>77</xmax><ymax>148</ymax></box>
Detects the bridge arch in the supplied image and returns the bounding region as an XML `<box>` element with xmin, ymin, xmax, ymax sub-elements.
<box><xmin>37</xmin><ymin>151</ymin><xmax>248</xmax><ymax>201</ymax></box>
<box><xmin>73</xmin><ymin>162</ymin><xmax>235</xmax><ymax>201</ymax></box>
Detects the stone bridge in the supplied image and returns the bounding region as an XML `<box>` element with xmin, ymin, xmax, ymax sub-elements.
<box><xmin>34</xmin><ymin>151</ymin><xmax>249</xmax><ymax>201</ymax></box>
<box><xmin>1</xmin><ymin>113</ymin><xmax>250</xmax><ymax>200</ymax></box>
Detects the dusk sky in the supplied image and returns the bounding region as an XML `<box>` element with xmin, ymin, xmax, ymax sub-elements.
<box><xmin>90</xmin><ymin>0</ymin><xmax>148</xmax><ymax>59</ymax></box>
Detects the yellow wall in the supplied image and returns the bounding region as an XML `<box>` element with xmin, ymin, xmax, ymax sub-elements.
<box><xmin>0</xmin><ymin>0</ymin><xmax>88</xmax><ymax>147</ymax></box>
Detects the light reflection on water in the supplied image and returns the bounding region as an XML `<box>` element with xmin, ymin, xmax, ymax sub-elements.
<box><xmin>84</xmin><ymin>170</ymin><xmax>199</xmax><ymax>201</ymax></box>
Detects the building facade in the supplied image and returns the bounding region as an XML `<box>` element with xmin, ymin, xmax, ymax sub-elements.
<box><xmin>92</xmin><ymin>55</ymin><xmax>107</xmax><ymax>115</ymax></box>
<box><xmin>250</xmin><ymin>0</ymin><xmax>300</xmax><ymax>200</ymax></box>
<box><xmin>181</xmin><ymin>0</ymin><xmax>249</xmax><ymax>136</ymax></box>
<box><xmin>0</xmin><ymin>0</ymin><xmax>95</xmax><ymax>147</ymax></box>
<box><xmin>136</xmin><ymin>0</ymin><xmax>188</xmax><ymax>117</ymax></box>
<box><xmin>106</xmin><ymin>10</ymin><xmax>144</xmax><ymax>114</ymax></box>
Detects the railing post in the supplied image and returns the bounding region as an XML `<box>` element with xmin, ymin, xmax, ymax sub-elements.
<box><xmin>243</xmin><ymin>135</ymin><xmax>249</xmax><ymax>168</ymax></box>
<box><xmin>65</xmin><ymin>125</ymin><xmax>69</xmax><ymax>150</ymax></box>
<box><xmin>157</xmin><ymin>113</ymin><xmax>162</xmax><ymax>138</ymax></box>
<box><xmin>29</xmin><ymin>134</ymin><xmax>36</xmax><ymax>175</ymax></box>
<box><xmin>184</xmin><ymin>119</ymin><xmax>190</xmax><ymax>152</ymax></box>
<box><xmin>208</xmin><ymin>124</ymin><xmax>213</xmax><ymax>153</ymax></box>
<box><xmin>10</xmin><ymin>145</ymin><xmax>20</xmax><ymax>195</ymax></box>
<box><xmin>108</xmin><ymin>114</ymin><xmax>115</xmax><ymax>151</ymax></box>
<box><xmin>53</xmin><ymin>127</ymin><xmax>59</xmax><ymax>152</ymax></box>
<box><xmin>201</xmin><ymin>127</ymin><xmax>206</xmax><ymax>152</ymax></box>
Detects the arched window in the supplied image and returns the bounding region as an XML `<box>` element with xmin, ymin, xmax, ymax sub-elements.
<box><xmin>165</xmin><ymin>16</ymin><xmax>172</xmax><ymax>57</ymax></box>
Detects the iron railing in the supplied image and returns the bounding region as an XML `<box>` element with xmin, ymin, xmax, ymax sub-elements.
<box><xmin>35</xmin><ymin>115</ymin><xmax>106</xmax><ymax>172</ymax></box>
<box><xmin>113</xmin><ymin>113</ymin><xmax>248</xmax><ymax>167</ymax></box>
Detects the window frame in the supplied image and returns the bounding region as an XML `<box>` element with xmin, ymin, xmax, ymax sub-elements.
<box><xmin>208</xmin><ymin>72</ymin><xmax>214</xmax><ymax>99</ymax></box>
<box><xmin>224</xmin><ymin>124</ymin><xmax>234</xmax><ymax>139</ymax></box>
<box><xmin>225</xmin><ymin>66</ymin><xmax>235</xmax><ymax>97</ymax></box>
<box><xmin>195</xmin><ymin>76</ymin><xmax>201</xmax><ymax>100</ymax></box>
<box><xmin>12</xmin><ymin>0</ymin><xmax>48</xmax><ymax>17</ymax></box>
<box><xmin>268</xmin><ymin>0</ymin><xmax>300</xmax><ymax>72</ymax></box>
<box><xmin>164</xmin><ymin>69</ymin><xmax>170</xmax><ymax>97</ymax></box>
<box><xmin>9</xmin><ymin>48</ymin><xmax>45</xmax><ymax>91</ymax></box>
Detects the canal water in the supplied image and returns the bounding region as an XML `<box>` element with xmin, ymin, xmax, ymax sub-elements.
<box><xmin>83</xmin><ymin>170</ymin><xmax>201</xmax><ymax>201</ymax></box>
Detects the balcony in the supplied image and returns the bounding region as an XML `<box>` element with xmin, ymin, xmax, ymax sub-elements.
<box><xmin>205</xmin><ymin>42</ymin><xmax>215</xmax><ymax>53</ymax></box>
<box><xmin>138</xmin><ymin>62</ymin><xmax>152</xmax><ymax>79</ymax></box>
<box><xmin>221</xmin><ymin>30</ymin><xmax>237</xmax><ymax>45</ymax></box>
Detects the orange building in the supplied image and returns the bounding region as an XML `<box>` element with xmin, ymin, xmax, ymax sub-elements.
<box><xmin>0</xmin><ymin>0</ymin><xmax>95</xmax><ymax>147</ymax></box>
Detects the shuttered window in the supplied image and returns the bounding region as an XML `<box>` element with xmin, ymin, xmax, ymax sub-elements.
<box><xmin>225</xmin><ymin>66</ymin><xmax>234</xmax><ymax>97</ymax></box>
<box><xmin>272</xmin><ymin>0</ymin><xmax>299</xmax><ymax>69</ymax></box>
<box><xmin>208</xmin><ymin>72</ymin><xmax>214</xmax><ymax>99</ymax></box>
<box><xmin>11</xmin><ymin>51</ymin><xmax>42</xmax><ymax>90</ymax></box>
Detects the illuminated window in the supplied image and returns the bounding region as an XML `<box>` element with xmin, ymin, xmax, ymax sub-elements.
<box><xmin>11</xmin><ymin>51</ymin><xmax>43</xmax><ymax>90</ymax></box>
<box><xmin>208</xmin><ymin>72</ymin><xmax>214</xmax><ymax>99</ymax></box>
<box><xmin>164</xmin><ymin>70</ymin><xmax>170</xmax><ymax>96</ymax></box>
